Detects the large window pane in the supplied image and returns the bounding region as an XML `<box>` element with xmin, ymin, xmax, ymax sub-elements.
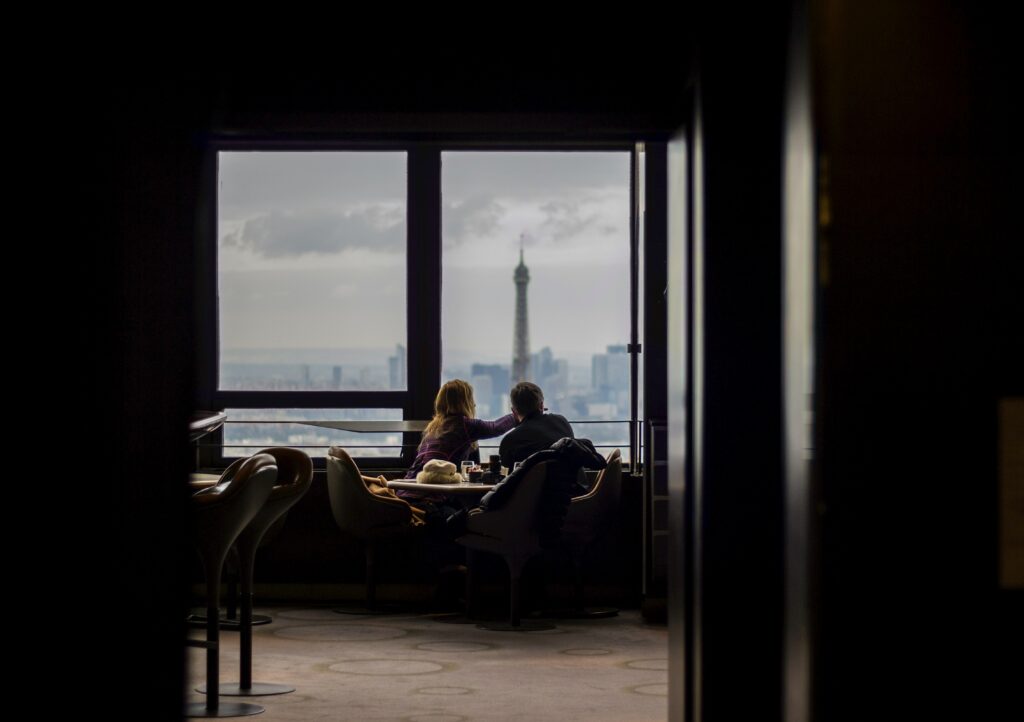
<box><xmin>218</xmin><ymin>152</ymin><xmax>407</xmax><ymax>391</ymax></box>
<box><xmin>441</xmin><ymin>152</ymin><xmax>631</xmax><ymax>460</ymax></box>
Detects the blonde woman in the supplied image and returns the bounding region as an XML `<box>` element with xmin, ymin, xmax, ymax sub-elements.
<box><xmin>404</xmin><ymin>379</ymin><xmax>516</xmax><ymax>479</ymax></box>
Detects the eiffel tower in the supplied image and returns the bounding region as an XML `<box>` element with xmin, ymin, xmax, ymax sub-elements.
<box><xmin>512</xmin><ymin>237</ymin><xmax>531</xmax><ymax>383</ymax></box>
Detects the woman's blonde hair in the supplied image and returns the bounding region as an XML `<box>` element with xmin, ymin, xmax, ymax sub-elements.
<box><xmin>422</xmin><ymin>379</ymin><xmax>477</xmax><ymax>441</ymax></box>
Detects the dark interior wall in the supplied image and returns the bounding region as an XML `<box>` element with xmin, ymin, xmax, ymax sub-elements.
<box><xmin>76</xmin><ymin>77</ymin><xmax>214</xmax><ymax>721</ymax></box>
<box><xmin>812</xmin><ymin>4</ymin><xmax>1019</xmax><ymax>719</ymax></box>
<box><xmin>76</xmin><ymin>48</ymin><xmax>689</xmax><ymax>720</ymax></box>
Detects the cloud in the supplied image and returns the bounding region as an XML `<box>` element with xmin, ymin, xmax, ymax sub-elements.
<box><xmin>329</xmin><ymin>283</ymin><xmax>360</xmax><ymax>298</ymax></box>
<box><xmin>538</xmin><ymin>199</ymin><xmax>600</xmax><ymax>241</ymax></box>
<box><xmin>443</xmin><ymin>195</ymin><xmax>505</xmax><ymax>245</ymax></box>
<box><xmin>221</xmin><ymin>205</ymin><xmax>404</xmax><ymax>257</ymax></box>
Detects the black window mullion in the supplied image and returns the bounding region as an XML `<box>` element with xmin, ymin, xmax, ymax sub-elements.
<box><xmin>197</xmin><ymin>148</ymin><xmax>219</xmax><ymax>412</ymax></box>
<box><xmin>644</xmin><ymin>141</ymin><xmax>669</xmax><ymax>434</ymax></box>
<box><xmin>405</xmin><ymin>146</ymin><xmax>442</xmax><ymax>464</ymax></box>
<box><xmin>195</xmin><ymin>149</ymin><xmax>220</xmax><ymax>469</ymax></box>
<box><xmin>630</xmin><ymin>147</ymin><xmax>641</xmax><ymax>467</ymax></box>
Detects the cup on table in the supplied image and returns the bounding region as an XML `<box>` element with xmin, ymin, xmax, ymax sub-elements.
<box><xmin>461</xmin><ymin>461</ymin><xmax>473</xmax><ymax>482</ymax></box>
<box><xmin>489</xmin><ymin>455</ymin><xmax>501</xmax><ymax>474</ymax></box>
<box><xmin>468</xmin><ymin>468</ymin><xmax>483</xmax><ymax>483</ymax></box>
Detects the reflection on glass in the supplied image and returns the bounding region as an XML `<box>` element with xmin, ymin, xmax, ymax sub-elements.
<box><xmin>218</xmin><ymin>152</ymin><xmax>407</xmax><ymax>391</ymax></box>
<box><xmin>222</xmin><ymin>408</ymin><xmax>404</xmax><ymax>458</ymax></box>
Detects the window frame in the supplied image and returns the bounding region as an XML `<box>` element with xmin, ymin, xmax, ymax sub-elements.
<box><xmin>196</xmin><ymin>140</ymin><xmax>641</xmax><ymax>470</ymax></box>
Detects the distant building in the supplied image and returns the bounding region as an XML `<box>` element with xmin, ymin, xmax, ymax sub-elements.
<box><xmin>388</xmin><ymin>344</ymin><xmax>407</xmax><ymax>390</ymax></box>
<box><xmin>471</xmin><ymin>363</ymin><xmax>511</xmax><ymax>417</ymax></box>
<box><xmin>592</xmin><ymin>344</ymin><xmax>630</xmax><ymax>412</ymax></box>
<box><xmin>531</xmin><ymin>346</ymin><xmax>570</xmax><ymax>406</ymax></box>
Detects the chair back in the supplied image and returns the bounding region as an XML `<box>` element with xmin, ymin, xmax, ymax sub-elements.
<box><xmin>462</xmin><ymin>461</ymin><xmax>551</xmax><ymax>556</ymax></box>
<box><xmin>325</xmin><ymin>447</ymin><xmax>411</xmax><ymax>539</ymax></box>
<box><xmin>562</xmin><ymin>449</ymin><xmax>622</xmax><ymax>546</ymax></box>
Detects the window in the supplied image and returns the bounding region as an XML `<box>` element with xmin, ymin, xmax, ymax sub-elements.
<box><xmin>201</xmin><ymin>144</ymin><xmax>640</xmax><ymax>466</ymax></box>
<box><xmin>441</xmin><ymin>152</ymin><xmax>633</xmax><ymax>460</ymax></box>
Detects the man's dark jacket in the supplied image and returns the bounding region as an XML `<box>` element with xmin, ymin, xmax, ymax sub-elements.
<box><xmin>498</xmin><ymin>412</ymin><xmax>574</xmax><ymax>469</ymax></box>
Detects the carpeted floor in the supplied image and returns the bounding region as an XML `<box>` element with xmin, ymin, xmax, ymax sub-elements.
<box><xmin>185</xmin><ymin>608</ymin><xmax>668</xmax><ymax>721</ymax></box>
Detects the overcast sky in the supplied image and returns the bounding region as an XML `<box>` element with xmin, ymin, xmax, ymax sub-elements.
<box><xmin>219</xmin><ymin>151</ymin><xmax>630</xmax><ymax>367</ymax></box>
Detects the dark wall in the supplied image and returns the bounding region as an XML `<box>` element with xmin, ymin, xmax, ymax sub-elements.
<box><xmin>675</xmin><ymin>4</ymin><xmax>793</xmax><ymax>722</ymax></box>
<box><xmin>673</xmin><ymin>4</ymin><xmax>1019</xmax><ymax>722</ymax></box>
<box><xmin>74</xmin><ymin>77</ymin><xmax>213</xmax><ymax>720</ymax></box>
<box><xmin>694</xmin><ymin>11</ymin><xmax>790</xmax><ymax>722</ymax></box>
<box><xmin>812</xmin><ymin>4</ymin><xmax>1019</xmax><ymax>720</ymax></box>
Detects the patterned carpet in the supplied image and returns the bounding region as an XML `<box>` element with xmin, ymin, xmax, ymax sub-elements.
<box><xmin>185</xmin><ymin>608</ymin><xmax>668</xmax><ymax>721</ymax></box>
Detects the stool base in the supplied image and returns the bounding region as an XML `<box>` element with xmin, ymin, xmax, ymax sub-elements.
<box><xmin>185</xmin><ymin>701</ymin><xmax>264</xmax><ymax>717</ymax></box>
<box><xmin>476</xmin><ymin>619</ymin><xmax>555</xmax><ymax>632</ymax></box>
<box><xmin>188</xmin><ymin>612</ymin><xmax>273</xmax><ymax>629</ymax></box>
<box><xmin>197</xmin><ymin>682</ymin><xmax>294</xmax><ymax>697</ymax></box>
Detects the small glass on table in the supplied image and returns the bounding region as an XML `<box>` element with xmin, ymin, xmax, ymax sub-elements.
<box><xmin>461</xmin><ymin>461</ymin><xmax>473</xmax><ymax>483</ymax></box>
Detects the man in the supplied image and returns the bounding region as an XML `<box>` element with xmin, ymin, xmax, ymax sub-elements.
<box><xmin>498</xmin><ymin>382</ymin><xmax>574</xmax><ymax>469</ymax></box>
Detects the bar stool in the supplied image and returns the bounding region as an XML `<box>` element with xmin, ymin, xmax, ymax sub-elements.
<box><xmin>197</xmin><ymin>447</ymin><xmax>313</xmax><ymax>698</ymax></box>
<box><xmin>187</xmin><ymin>453</ymin><xmax>277</xmax><ymax>718</ymax></box>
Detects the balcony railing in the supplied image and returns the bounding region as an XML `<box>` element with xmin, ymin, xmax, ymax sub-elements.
<box><xmin>200</xmin><ymin>417</ymin><xmax>639</xmax><ymax>468</ymax></box>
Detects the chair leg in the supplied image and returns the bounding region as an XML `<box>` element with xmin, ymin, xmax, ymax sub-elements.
<box><xmin>475</xmin><ymin>553</ymin><xmax>554</xmax><ymax>632</ymax></box>
<box><xmin>186</xmin><ymin>551</ymin><xmax>265</xmax><ymax>716</ymax></box>
<box><xmin>198</xmin><ymin>538</ymin><xmax>294</xmax><ymax>698</ymax></box>
<box><xmin>187</xmin><ymin>547</ymin><xmax>271</xmax><ymax>630</ymax></box>
<box><xmin>462</xmin><ymin>548</ymin><xmax>475</xmax><ymax>619</ymax></box>
<box><xmin>204</xmin><ymin>555</ymin><xmax>221</xmax><ymax>713</ymax></box>
<box><xmin>365</xmin><ymin>543</ymin><xmax>377</xmax><ymax>611</ymax></box>
<box><xmin>226</xmin><ymin>579</ymin><xmax>238</xmax><ymax>622</ymax></box>
<box><xmin>238</xmin><ymin>549</ymin><xmax>254</xmax><ymax>690</ymax></box>
<box><xmin>509</xmin><ymin>557</ymin><xmax>523</xmax><ymax>628</ymax></box>
<box><xmin>572</xmin><ymin>556</ymin><xmax>585</xmax><ymax>615</ymax></box>
<box><xmin>567</xmin><ymin>551</ymin><xmax>618</xmax><ymax>620</ymax></box>
<box><xmin>333</xmin><ymin>540</ymin><xmax>402</xmax><ymax>616</ymax></box>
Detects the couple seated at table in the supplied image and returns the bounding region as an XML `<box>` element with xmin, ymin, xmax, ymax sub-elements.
<box><xmin>404</xmin><ymin>379</ymin><xmax>574</xmax><ymax>482</ymax></box>
<box><xmin>397</xmin><ymin>379</ymin><xmax>573</xmax><ymax>524</ymax></box>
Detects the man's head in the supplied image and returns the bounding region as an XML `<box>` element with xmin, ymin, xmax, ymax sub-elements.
<box><xmin>510</xmin><ymin>382</ymin><xmax>545</xmax><ymax>422</ymax></box>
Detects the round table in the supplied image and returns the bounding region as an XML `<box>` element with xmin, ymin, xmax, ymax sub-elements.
<box><xmin>385</xmin><ymin>480</ymin><xmax>495</xmax><ymax>495</ymax></box>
